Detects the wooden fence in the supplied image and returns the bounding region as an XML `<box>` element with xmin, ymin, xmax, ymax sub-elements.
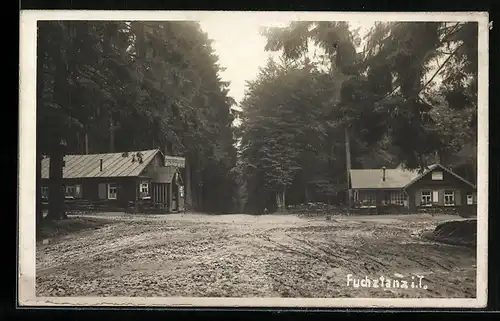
<box><xmin>285</xmin><ymin>202</ymin><xmax>477</xmax><ymax>217</ymax></box>
<box><xmin>416</xmin><ymin>205</ymin><xmax>477</xmax><ymax>217</ymax></box>
<box><xmin>125</xmin><ymin>200</ymin><xmax>170</xmax><ymax>214</ymax></box>
<box><xmin>42</xmin><ymin>199</ymin><xmax>171</xmax><ymax>215</ymax></box>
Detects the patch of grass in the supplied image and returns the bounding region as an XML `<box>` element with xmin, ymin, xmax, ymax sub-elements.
<box><xmin>37</xmin><ymin>217</ymin><xmax>116</xmax><ymax>241</ymax></box>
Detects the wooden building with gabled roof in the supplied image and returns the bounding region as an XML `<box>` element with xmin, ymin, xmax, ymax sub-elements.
<box><xmin>40</xmin><ymin>149</ymin><xmax>185</xmax><ymax>213</ymax></box>
<box><xmin>349</xmin><ymin>163</ymin><xmax>477</xmax><ymax>214</ymax></box>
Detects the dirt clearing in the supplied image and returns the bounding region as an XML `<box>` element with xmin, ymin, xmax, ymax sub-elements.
<box><xmin>36</xmin><ymin>213</ymin><xmax>476</xmax><ymax>298</ymax></box>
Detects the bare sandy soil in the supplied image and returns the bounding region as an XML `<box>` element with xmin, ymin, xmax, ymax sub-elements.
<box><xmin>36</xmin><ymin>213</ymin><xmax>476</xmax><ymax>298</ymax></box>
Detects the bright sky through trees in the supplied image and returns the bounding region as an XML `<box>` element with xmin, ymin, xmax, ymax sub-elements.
<box><xmin>199</xmin><ymin>19</ymin><xmax>374</xmax><ymax>108</ymax></box>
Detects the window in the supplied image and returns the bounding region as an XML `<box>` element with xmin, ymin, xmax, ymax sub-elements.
<box><xmin>108</xmin><ymin>183</ymin><xmax>117</xmax><ymax>200</ymax></box>
<box><xmin>467</xmin><ymin>194</ymin><xmax>474</xmax><ymax>205</ymax></box>
<box><xmin>64</xmin><ymin>185</ymin><xmax>82</xmax><ymax>199</ymax></box>
<box><xmin>41</xmin><ymin>186</ymin><xmax>49</xmax><ymax>200</ymax></box>
<box><xmin>139</xmin><ymin>181</ymin><xmax>150</xmax><ymax>199</ymax></box>
<box><xmin>390</xmin><ymin>191</ymin><xmax>406</xmax><ymax>205</ymax></box>
<box><xmin>444</xmin><ymin>190</ymin><xmax>455</xmax><ymax>206</ymax></box>
<box><xmin>421</xmin><ymin>191</ymin><xmax>432</xmax><ymax>206</ymax></box>
<box><xmin>66</xmin><ymin>185</ymin><xmax>75</xmax><ymax>195</ymax></box>
<box><xmin>360</xmin><ymin>193</ymin><xmax>376</xmax><ymax>208</ymax></box>
<box><xmin>432</xmin><ymin>171</ymin><xmax>443</xmax><ymax>180</ymax></box>
<box><xmin>65</xmin><ymin>185</ymin><xmax>75</xmax><ymax>199</ymax></box>
<box><xmin>140</xmin><ymin>182</ymin><xmax>149</xmax><ymax>194</ymax></box>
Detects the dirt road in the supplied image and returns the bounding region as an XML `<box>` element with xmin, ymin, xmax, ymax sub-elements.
<box><xmin>36</xmin><ymin>213</ymin><xmax>476</xmax><ymax>298</ymax></box>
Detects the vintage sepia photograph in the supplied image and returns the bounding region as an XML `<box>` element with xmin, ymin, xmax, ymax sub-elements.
<box><xmin>18</xmin><ymin>11</ymin><xmax>489</xmax><ymax>308</ymax></box>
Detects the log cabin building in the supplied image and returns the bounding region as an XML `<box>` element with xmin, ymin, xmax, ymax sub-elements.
<box><xmin>41</xmin><ymin>149</ymin><xmax>185</xmax><ymax>213</ymax></box>
<box><xmin>349</xmin><ymin>163</ymin><xmax>477</xmax><ymax>215</ymax></box>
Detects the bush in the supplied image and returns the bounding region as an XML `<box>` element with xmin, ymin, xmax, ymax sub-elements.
<box><xmin>423</xmin><ymin>219</ymin><xmax>477</xmax><ymax>248</ymax></box>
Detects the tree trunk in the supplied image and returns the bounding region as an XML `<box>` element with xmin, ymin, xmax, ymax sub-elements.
<box><xmin>198</xmin><ymin>183</ymin><xmax>203</xmax><ymax>212</ymax></box>
<box><xmin>109</xmin><ymin>115</ymin><xmax>115</xmax><ymax>153</ymax></box>
<box><xmin>472</xmin><ymin>158</ymin><xmax>477</xmax><ymax>185</ymax></box>
<box><xmin>345</xmin><ymin>127</ymin><xmax>352</xmax><ymax>207</ymax></box>
<box><xmin>46</xmin><ymin>27</ymin><xmax>69</xmax><ymax>221</ymax></box>
<box><xmin>46</xmin><ymin>140</ymin><xmax>65</xmax><ymax>221</ymax></box>
<box><xmin>276</xmin><ymin>188</ymin><xmax>286</xmax><ymax>213</ymax></box>
<box><xmin>304</xmin><ymin>184</ymin><xmax>310</xmax><ymax>203</ymax></box>
<box><xmin>84</xmin><ymin>132</ymin><xmax>89</xmax><ymax>154</ymax></box>
<box><xmin>75</xmin><ymin>131</ymin><xmax>80</xmax><ymax>154</ymax></box>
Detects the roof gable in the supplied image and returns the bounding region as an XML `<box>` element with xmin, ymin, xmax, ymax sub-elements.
<box><xmin>41</xmin><ymin>149</ymin><xmax>162</xmax><ymax>179</ymax></box>
<box><xmin>405</xmin><ymin>163</ymin><xmax>476</xmax><ymax>189</ymax></box>
<box><xmin>144</xmin><ymin>165</ymin><xmax>179</xmax><ymax>183</ymax></box>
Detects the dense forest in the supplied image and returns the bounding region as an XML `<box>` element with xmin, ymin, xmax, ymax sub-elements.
<box><xmin>37</xmin><ymin>21</ymin><xmax>239</xmax><ymax>225</ymax></box>
<box><xmin>238</xmin><ymin>21</ymin><xmax>478</xmax><ymax>213</ymax></box>
<box><xmin>37</xmin><ymin>21</ymin><xmax>478</xmax><ymax>221</ymax></box>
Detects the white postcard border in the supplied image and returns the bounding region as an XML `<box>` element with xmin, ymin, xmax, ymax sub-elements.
<box><xmin>19</xmin><ymin>10</ymin><xmax>489</xmax><ymax>308</ymax></box>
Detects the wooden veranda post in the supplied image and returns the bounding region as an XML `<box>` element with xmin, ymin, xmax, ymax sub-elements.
<box><xmin>47</xmin><ymin>139</ymin><xmax>67</xmax><ymax>221</ymax></box>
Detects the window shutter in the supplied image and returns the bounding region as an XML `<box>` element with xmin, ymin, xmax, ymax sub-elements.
<box><xmin>75</xmin><ymin>185</ymin><xmax>82</xmax><ymax>198</ymax></box>
<box><xmin>98</xmin><ymin>183</ymin><xmax>107</xmax><ymax>199</ymax></box>
<box><xmin>455</xmin><ymin>190</ymin><xmax>461</xmax><ymax>205</ymax></box>
<box><xmin>432</xmin><ymin>191</ymin><xmax>439</xmax><ymax>203</ymax></box>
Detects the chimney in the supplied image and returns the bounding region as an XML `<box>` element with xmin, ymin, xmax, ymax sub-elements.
<box><xmin>100</xmin><ymin>159</ymin><xmax>103</xmax><ymax>171</ymax></box>
<box><xmin>382</xmin><ymin>166</ymin><xmax>386</xmax><ymax>182</ymax></box>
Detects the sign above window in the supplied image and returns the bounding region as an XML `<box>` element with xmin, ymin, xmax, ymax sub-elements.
<box><xmin>431</xmin><ymin>171</ymin><xmax>443</xmax><ymax>180</ymax></box>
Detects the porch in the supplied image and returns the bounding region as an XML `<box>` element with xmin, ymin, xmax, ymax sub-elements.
<box><xmin>135</xmin><ymin>165</ymin><xmax>184</xmax><ymax>213</ymax></box>
<box><xmin>351</xmin><ymin>189</ymin><xmax>410</xmax><ymax>214</ymax></box>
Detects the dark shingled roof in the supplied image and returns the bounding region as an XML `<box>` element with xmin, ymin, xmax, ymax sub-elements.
<box><xmin>41</xmin><ymin>149</ymin><xmax>161</xmax><ymax>179</ymax></box>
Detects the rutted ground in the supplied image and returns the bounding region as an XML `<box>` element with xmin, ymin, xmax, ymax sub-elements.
<box><xmin>36</xmin><ymin>213</ymin><xmax>476</xmax><ymax>298</ymax></box>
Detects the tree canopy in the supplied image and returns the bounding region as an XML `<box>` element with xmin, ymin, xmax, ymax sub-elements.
<box><xmin>236</xmin><ymin>21</ymin><xmax>478</xmax><ymax>212</ymax></box>
<box><xmin>37</xmin><ymin>20</ymin><xmax>479</xmax><ymax>218</ymax></box>
<box><xmin>260</xmin><ymin>21</ymin><xmax>478</xmax><ymax>170</ymax></box>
